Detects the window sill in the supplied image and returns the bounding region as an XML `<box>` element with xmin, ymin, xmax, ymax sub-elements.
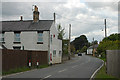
<box><xmin>13</xmin><ymin>42</ymin><xmax>21</xmax><ymax>44</ymax></box>
<box><xmin>37</xmin><ymin>42</ymin><xmax>43</xmax><ymax>44</ymax></box>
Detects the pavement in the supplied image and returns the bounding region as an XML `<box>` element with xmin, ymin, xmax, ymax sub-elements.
<box><xmin>2</xmin><ymin>54</ymin><xmax>103</xmax><ymax>80</ymax></box>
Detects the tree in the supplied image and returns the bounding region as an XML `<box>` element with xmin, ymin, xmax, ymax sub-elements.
<box><xmin>97</xmin><ymin>33</ymin><xmax>120</xmax><ymax>58</ymax></box>
<box><xmin>80</xmin><ymin>46</ymin><xmax>87</xmax><ymax>53</ymax></box>
<box><xmin>57</xmin><ymin>24</ymin><xmax>65</xmax><ymax>40</ymax></box>
<box><xmin>70</xmin><ymin>45</ymin><xmax>75</xmax><ymax>54</ymax></box>
<box><xmin>90</xmin><ymin>40</ymin><xmax>98</xmax><ymax>46</ymax></box>
<box><xmin>62</xmin><ymin>39</ymin><xmax>69</xmax><ymax>54</ymax></box>
<box><xmin>103</xmin><ymin>33</ymin><xmax>120</xmax><ymax>41</ymax></box>
<box><xmin>57</xmin><ymin>24</ymin><xmax>67</xmax><ymax>55</ymax></box>
<box><xmin>71</xmin><ymin>35</ymin><xmax>89</xmax><ymax>51</ymax></box>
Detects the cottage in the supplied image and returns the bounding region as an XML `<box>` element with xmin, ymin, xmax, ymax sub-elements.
<box><xmin>0</xmin><ymin>5</ymin><xmax>62</xmax><ymax>64</ymax></box>
<box><xmin>87</xmin><ymin>44</ymin><xmax>98</xmax><ymax>55</ymax></box>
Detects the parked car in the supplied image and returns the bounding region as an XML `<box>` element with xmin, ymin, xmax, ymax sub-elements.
<box><xmin>78</xmin><ymin>53</ymin><xmax>82</xmax><ymax>56</ymax></box>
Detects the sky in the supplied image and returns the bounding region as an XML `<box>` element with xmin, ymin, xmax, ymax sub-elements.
<box><xmin>0</xmin><ymin>0</ymin><xmax>119</xmax><ymax>42</ymax></box>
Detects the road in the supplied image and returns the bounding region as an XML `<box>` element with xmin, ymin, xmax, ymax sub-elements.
<box><xmin>2</xmin><ymin>54</ymin><xmax>103</xmax><ymax>80</ymax></box>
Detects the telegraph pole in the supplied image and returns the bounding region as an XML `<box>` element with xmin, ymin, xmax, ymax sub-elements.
<box><xmin>104</xmin><ymin>19</ymin><xmax>107</xmax><ymax>72</ymax></box>
<box><xmin>68</xmin><ymin>24</ymin><xmax>71</xmax><ymax>60</ymax></box>
<box><xmin>93</xmin><ymin>37</ymin><xmax>95</xmax><ymax>56</ymax></box>
<box><xmin>104</xmin><ymin>19</ymin><xmax>107</xmax><ymax>37</ymax></box>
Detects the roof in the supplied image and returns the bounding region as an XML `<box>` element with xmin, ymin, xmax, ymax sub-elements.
<box><xmin>1</xmin><ymin>20</ymin><xmax>54</xmax><ymax>32</ymax></box>
<box><xmin>0</xmin><ymin>43</ymin><xmax>7</xmax><ymax>49</ymax></box>
<box><xmin>88</xmin><ymin>44</ymin><xmax>98</xmax><ymax>49</ymax></box>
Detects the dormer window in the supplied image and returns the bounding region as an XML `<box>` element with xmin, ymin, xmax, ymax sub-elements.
<box><xmin>14</xmin><ymin>32</ymin><xmax>20</xmax><ymax>42</ymax></box>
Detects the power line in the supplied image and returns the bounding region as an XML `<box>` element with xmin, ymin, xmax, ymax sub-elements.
<box><xmin>56</xmin><ymin>13</ymin><xmax>104</xmax><ymax>26</ymax></box>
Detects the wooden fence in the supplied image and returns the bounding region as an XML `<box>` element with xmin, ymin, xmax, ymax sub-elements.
<box><xmin>106</xmin><ymin>50</ymin><xmax>120</xmax><ymax>78</ymax></box>
<box><xmin>2</xmin><ymin>49</ymin><xmax>48</xmax><ymax>72</ymax></box>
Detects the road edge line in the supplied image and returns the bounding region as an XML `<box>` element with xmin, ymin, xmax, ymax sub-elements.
<box><xmin>89</xmin><ymin>60</ymin><xmax>104</xmax><ymax>80</ymax></box>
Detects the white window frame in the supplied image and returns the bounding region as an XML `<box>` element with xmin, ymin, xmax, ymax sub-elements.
<box><xmin>0</xmin><ymin>33</ymin><xmax>5</xmax><ymax>42</ymax></box>
<box><xmin>14</xmin><ymin>32</ymin><xmax>20</xmax><ymax>42</ymax></box>
<box><xmin>38</xmin><ymin>32</ymin><xmax>43</xmax><ymax>42</ymax></box>
<box><xmin>53</xmin><ymin>50</ymin><xmax>56</xmax><ymax>57</ymax></box>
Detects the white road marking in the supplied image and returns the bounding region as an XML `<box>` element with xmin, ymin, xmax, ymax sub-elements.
<box><xmin>44</xmin><ymin>75</ymin><xmax>52</xmax><ymax>78</ymax></box>
<box><xmin>90</xmin><ymin>60</ymin><xmax>104</xmax><ymax>80</ymax></box>
<box><xmin>58</xmin><ymin>69</ymin><xmax>67</xmax><ymax>73</ymax></box>
<box><xmin>72</xmin><ymin>65</ymin><xmax>78</xmax><ymax>68</ymax></box>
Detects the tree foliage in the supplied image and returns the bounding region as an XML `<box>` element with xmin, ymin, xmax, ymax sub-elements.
<box><xmin>97</xmin><ymin>33</ymin><xmax>120</xmax><ymax>56</ymax></box>
<box><xmin>91</xmin><ymin>40</ymin><xmax>98</xmax><ymax>46</ymax></box>
<box><xmin>80</xmin><ymin>46</ymin><xmax>87</xmax><ymax>53</ymax></box>
<box><xmin>71</xmin><ymin>35</ymin><xmax>89</xmax><ymax>50</ymax></box>
<box><xmin>62</xmin><ymin>39</ymin><xmax>69</xmax><ymax>54</ymax></box>
<box><xmin>57</xmin><ymin>24</ymin><xmax>65</xmax><ymax>40</ymax></box>
<box><xmin>102</xmin><ymin>33</ymin><xmax>120</xmax><ymax>41</ymax></box>
<box><xmin>70</xmin><ymin>45</ymin><xmax>75</xmax><ymax>53</ymax></box>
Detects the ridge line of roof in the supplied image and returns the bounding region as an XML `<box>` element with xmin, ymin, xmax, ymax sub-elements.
<box><xmin>1</xmin><ymin>20</ymin><xmax>54</xmax><ymax>22</ymax></box>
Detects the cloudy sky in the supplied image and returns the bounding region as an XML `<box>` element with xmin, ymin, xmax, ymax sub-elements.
<box><xmin>0</xmin><ymin>0</ymin><xmax>119</xmax><ymax>42</ymax></box>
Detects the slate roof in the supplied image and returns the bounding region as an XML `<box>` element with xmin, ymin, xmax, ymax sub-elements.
<box><xmin>0</xmin><ymin>43</ymin><xmax>7</xmax><ymax>49</ymax></box>
<box><xmin>1</xmin><ymin>20</ymin><xmax>54</xmax><ymax>32</ymax></box>
<box><xmin>88</xmin><ymin>44</ymin><xmax>98</xmax><ymax>49</ymax></box>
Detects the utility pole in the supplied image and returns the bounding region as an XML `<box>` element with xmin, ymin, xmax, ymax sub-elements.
<box><xmin>104</xmin><ymin>19</ymin><xmax>107</xmax><ymax>72</ymax></box>
<box><xmin>93</xmin><ymin>37</ymin><xmax>95</xmax><ymax>56</ymax></box>
<box><xmin>104</xmin><ymin>19</ymin><xmax>107</xmax><ymax>37</ymax></box>
<box><xmin>68</xmin><ymin>24</ymin><xmax>71</xmax><ymax>60</ymax></box>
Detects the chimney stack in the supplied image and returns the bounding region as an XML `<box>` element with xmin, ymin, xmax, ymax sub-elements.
<box><xmin>33</xmin><ymin>5</ymin><xmax>39</xmax><ymax>22</ymax></box>
<box><xmin>20</xmin><ymin>16</ymin><xmax>23</xmax><ymax>21</ymax></box>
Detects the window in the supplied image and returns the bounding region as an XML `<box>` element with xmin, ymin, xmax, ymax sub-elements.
<box><xmin>59</xmin><ymin>51</ymin><xmax>62</xmax><ymax>57</ymax></box>
<box><xmin>14</xmin><ymin>32</ymin><xmax>20</xmax><ymax>42</ymax></box>
<box><xmin>51</xmin><ymin>35</ymin><xmax>52</xmax><ymax>43</ymax></box>
<box><xmin>53</xmin><ymin>50</ymin><xmax>56</xmax><ymax>57</ymax></box>
<box><xmin>0</xmin><ymin>33</ymin><xmax>4</xmax><ymax>42</ymax></box>
<box><xmin>38</xmin><ymin>32</ymin><xmax>43</xmax><ymax>42</ymax></box>
<box><xmin>13</xmin><ymin>46</ymin><xmax>21</xmax><ymax>50</ymax></box>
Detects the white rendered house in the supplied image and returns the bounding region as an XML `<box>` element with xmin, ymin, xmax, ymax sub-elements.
<box><xmin>0</xmin><ymin>5</ymin><xmax>62</xmax><ymax>64</ymax></box>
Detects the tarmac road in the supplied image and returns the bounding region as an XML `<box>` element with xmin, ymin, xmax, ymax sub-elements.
<box><xmin>2</xmin><ymin>54</ymin><xmax>103</xmax><ymax>80</ymax></box>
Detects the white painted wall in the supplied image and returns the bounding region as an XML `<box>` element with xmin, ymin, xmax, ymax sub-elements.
<box><xmin>87</xmin><ymin>49</ymin><xmax>93</xmax><ymax>54</ymax></box>
<box><xmin>3</xmin><ymin>31</ymin><xmax>49</xmax><ymax>51</ymax></box>
<box><xmin>49</xmin><ymin>22</ymin><xmax>62</xmax><ymax>64</ymax></box>
<box><xmin>4</xmin><ymin>32</ymin><xmax>14</xmax><ymax>49</ymax></box>
<box><xmin>3</xmin><ymin>22</ymin><xmax>62</xmax><ymax>64</ymax></box>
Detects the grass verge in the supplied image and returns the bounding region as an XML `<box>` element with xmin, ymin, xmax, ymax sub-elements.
<box><xmin>99</xmin><ymin>57</ymin><xmax>106</xmax><ymax>62</ymax></box>
<box><xmin>2</xmin><ymin>66</ymin><xmax>30</xmax><ymax>76</ymax></box>
<box><xmin>3</xmin><ymin>64</ymin><xmax>49</xmax><ymax>76</ymax></box>
<box><xmin>95</xmin><ymin>59</ymin><xmax>120</xmax><ymax>80</ymax></box>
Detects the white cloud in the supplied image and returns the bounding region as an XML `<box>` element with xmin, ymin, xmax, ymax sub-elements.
<box><xmin>1</xmin><ymin>1</ymin><xmax>118</xmax><ymax>42</ymax></box>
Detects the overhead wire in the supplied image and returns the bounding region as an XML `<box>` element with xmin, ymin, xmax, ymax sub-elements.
<box><xmin>55</xmin><ymin>13</ymin><xmax>104</xmax><ymax>26</ymax></box>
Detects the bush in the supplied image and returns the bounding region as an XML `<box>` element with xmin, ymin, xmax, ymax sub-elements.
<box><xmin>97</xmin><ymin>40</ymin><xmax>120</xmax><ymax>55</ymax></box>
